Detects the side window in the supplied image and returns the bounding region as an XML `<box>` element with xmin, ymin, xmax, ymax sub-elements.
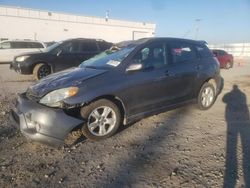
<box><xmin>213</xmin><ymin>51</ymin><xmax>218</xmax><ymax>56</ymax></box>
<box><xmin>81</xmin><ymin>41</ymin><xmax>98</xmax><ymax>52</ymax></box>
<box><xmin>196</xmin><ymin>45</ymin><xmax>213</xmax><ymax>58</ymax></box>
<box><xmin>132</xmin><ymin>42</ymin><xmax>167</xmax><ymax>69</ymax></box>
<box><xmin>98</xmin><ymin>41</ymin><xmax>112</xmax><ymax>51</ymax></box>
<box><xmin>12</xmin><ymin>42</ymin><xmax>28</xmax><ymax>49</ymax></box>
<box><xmin>218</xmin><ymin>50</ymin><xmax>226</xmax><ymax>56</ymax></box>
<box><xmin>29</xmin><ymin>42</ymin><xmax>44</xmax><ymax>48</ymax></box>
<box><xmin>0</xmin><ymin>42</ymin><xmax>11</xmax><ymax>49</ymax></box>
<box><xmin>61</xmin><ymin>41</ymin><xmax>79</xmax><ymax>54</ymax></box>
<box><xmin>170</xmin><ymin>43</ymin><xmax>196</xmax><ymax>64</ymax></box>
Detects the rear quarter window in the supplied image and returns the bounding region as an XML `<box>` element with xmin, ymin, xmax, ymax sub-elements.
<box><xmin>81</xmin><ymin>41</ymin><xmax>98</xmax><ymax>52</ymax></box>
<box><xmin>169</xmin><ymin>42</ymin><xmax>197</xmax><ymax>64</ymax></box>
<box><xmin>98</xmin><ymin>41</ymin><xmax>112</xmax><ymax>51</ymax></box>
<box><xmin>196</xmin><ymin>45</ymin><xmax>213</xmax><ymax>58</ymax></box>
<box><xmin>218</xmin><ymin>50</ymin><xmax>226</xmax><ymax>56</ymax></box>
<box><xmin>28</xmin><ymin>42</ymin><xmax>44</xmax><ymax>48</ymax></box>
<box><xmin>11</xmin><ymin>42</ymin><xmax>28</xmax><ymax>49</ymax></box>
<box><xmin>0</xmin><ymin>42</ymin><xmax>11</xmax><ymax>49</ymax></box>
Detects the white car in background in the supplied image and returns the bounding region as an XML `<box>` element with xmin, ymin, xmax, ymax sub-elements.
<box><xmin>0</xmin><ymin>40</ymin><xmax>46</xmax><ymax>64</ymax></box>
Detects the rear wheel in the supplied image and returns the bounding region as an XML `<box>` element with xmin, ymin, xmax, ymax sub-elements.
<box><xmin>197</xmin><ymin>82</ymin><xmax>216</xmax><ymax>110</ymax></box>
<box><xmin>81</xmin><ymin>99</ymin><xmax>121</xmax><ymax>140</ymax></box>
<box><xmin>33</xmin><ymin>63</ymin><xmax>51</xmax><ymax>80</ymax></box>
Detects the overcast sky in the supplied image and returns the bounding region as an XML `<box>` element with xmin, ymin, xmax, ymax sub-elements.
<box><xmin>1</xmin><ymin>0</ymin><xmax>250</xmax><ymax>44</ymax></box>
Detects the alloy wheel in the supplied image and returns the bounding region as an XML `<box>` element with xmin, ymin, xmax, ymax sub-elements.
<box><xmin>38</xmin><ymin>65</ymin><xmax>50</xmax><ymax>79</ymax></box>
<box><xmin>201</xmin><ymin>87</ymin><xmax>214</xmax><ymax>107</ymax></box>
<box><xmin>87</xmin><ymin>106</ymin><xmax>117</xmax><ymax>136</ymax></box>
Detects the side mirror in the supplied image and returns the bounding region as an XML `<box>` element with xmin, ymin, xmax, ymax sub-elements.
<box><xmin>126</xmin><ymin>63</ymin><xmax>143</xmax><ymax>72</ymax></box>
<box><xmin>56</xmin><ymin>49</ymin><xmax>63</xmax><ymax>56</ymax></box>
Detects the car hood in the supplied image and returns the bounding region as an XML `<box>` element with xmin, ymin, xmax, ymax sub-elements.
<box><xmin>16</xmin><ymin>50</ymin><xmax>46</xmax><ymax>56</ymax></box>
<box><xmin>28</xmin><ymin>67</ymin><xmax>107</xmax><ymax>97</ymax></box>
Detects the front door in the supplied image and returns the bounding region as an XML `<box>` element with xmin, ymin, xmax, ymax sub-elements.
<box><xmin>123</xmin><ymin>42</ymin><xmax>172</xmax><ymax>116</ymax></box>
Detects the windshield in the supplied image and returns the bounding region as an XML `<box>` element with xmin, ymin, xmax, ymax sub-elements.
<box><xmin>42</xmin><ymin>41</ymin><xmax>63</xmax><ymax>52</ymax></box>
<box><xmin>80</xmin><ymin>46</ymin><xmax>135</xmax><ymax>69</ymax></box>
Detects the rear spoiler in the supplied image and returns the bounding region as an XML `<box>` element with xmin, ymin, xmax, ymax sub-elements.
<box><xmin>197</xmin><ymin>40</ymin><xmax>208</xmax><ymax>45</ymax></box>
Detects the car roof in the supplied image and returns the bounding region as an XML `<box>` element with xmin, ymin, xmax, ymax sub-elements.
<box><xmin>0</xmin><ymin>40</ymin><xmax>43</xmax><ymax>43</ymax></box>
<box><xmin>116</xmin><ymin>37</ymin><xmax>208</xmax><ymax>49</ymax></box>
<box><xmin>212</xmin><ymin>49</ymin><xmax>226</xmax><ymax>52</ymax></box>
<box><xmin>115</xmin><ymin>38</ymin><xmax>150</xmax><ymax>48</ymax></box>
<box><xmin>62</xmin><ymin>38</ymin><xmax>109</xmax><ymax>43</ymax></box>
<box><xmin>144</xmin><ymin>37</ymin><xmax>208</xmax><ymax>45</ymax></box>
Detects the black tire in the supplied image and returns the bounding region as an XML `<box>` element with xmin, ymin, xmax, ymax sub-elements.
<box><xmin>33</xmin><ymin>63</ymin><xmax>51</xmax><ymax>80</ymax></box>
<box><xmin>197</xmin><ymin>82</ymin><xmax>216</xmax><ymax>110</ymax></box>
<box><xmin>81</xmin><ymin>99</ymin><xmax>121</xmax><ymax>140</ymax></box>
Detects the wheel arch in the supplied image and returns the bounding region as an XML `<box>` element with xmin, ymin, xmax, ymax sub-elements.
<box><xmin>207</xmin><ymin>78</ymin><xmax>217</xmax><ymax>91</ymax></box>
<box><xmin>32</xmin><ymin>61</ymin><xmax>53</xmax><ymax>73</ymax></box>
<box><xmin>86</xmin><ymin>95</ymin><xmax>127</xmax><ymax>125</ymax></box>
<box><xmin>197</xmin><ymin>77</ymin><xmax>217</xmax><ymax>97</ymax></box>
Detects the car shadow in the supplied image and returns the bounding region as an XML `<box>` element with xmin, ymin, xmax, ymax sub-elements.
<box><xmin>0</xmin><ymin>126</ymin><xmax>17</xmax><ymax>142</ymax></box>
<box><xmin>92</xmin><ymin>106</ymin><xmax>202</xmax><ymax>188</ymax></box>
<box><xmin>68</xmin><ymin>121</ymin><xmax>140</xmax><ymax>148</ymax></box>
<box><xmin>223</xmin><ymin>85</ymin><xmax>250</xmax><ymax>188</ymax></box>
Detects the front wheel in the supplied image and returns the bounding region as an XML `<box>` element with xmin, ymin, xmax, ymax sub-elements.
<box><xmin>81</xmin><ymin>99</ymin><xmax>121</xmax><ymax>140</ymax></box>
<box><xmin>197</xmin><ymin>82</ymin><xmax>216</xmax><ymax>110</ymax></box>
<box><xmin>33</xmin><ymin>63</ymin><xmax>51</xmax><ymax>80</ymax></box>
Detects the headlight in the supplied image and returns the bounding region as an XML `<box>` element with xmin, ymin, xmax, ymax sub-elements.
<box><xmin>39</xmin><ymin>87</ymin><xmax>79</xmax><ymax>107</ymax></box>
<box><xmin>16</xmin><ymin>56</ymin><xmax>30</xmax><ymax>62</ymax></box>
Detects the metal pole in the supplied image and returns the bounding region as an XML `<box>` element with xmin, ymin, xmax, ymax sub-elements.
<box><xmin>195</xmin><ymin>19</ymin><xmax>201</xmax><ymax>40</ymax></box>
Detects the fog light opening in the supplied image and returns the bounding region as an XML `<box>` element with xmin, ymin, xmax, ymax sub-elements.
<box><xmin>35</xmin><ymin>122</ymin><xmax>41</xmax><ymax>131</ymax></box>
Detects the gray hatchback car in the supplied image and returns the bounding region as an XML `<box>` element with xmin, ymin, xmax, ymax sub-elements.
<box><xmin>10</xmin><ymin>38</ymin><xmax>223</xmax><ymax>146</ymax></box>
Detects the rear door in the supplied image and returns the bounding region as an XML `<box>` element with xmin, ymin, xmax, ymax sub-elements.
<box><xmin>164</xmin><ymin>41</ymin><xmax>200</xmax><ymax>102</ymax></box>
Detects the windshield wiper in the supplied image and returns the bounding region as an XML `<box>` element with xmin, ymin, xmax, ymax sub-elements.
<box><xmin>83</xmin><ymin>65</ymin><xmax>98</xmax><ymax>69</ymax></box>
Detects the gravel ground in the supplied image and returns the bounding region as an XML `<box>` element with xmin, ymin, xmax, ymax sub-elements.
<box><xmin>0</xmin><ymin>61</ymin><xmax>250</xmax><ymax>188</ymax></box>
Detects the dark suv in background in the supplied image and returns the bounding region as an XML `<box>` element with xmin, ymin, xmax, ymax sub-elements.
<box><xmin>11</xmin><ymin>38</ymin><xmax>223</xmax><ymax>146</ymax></box>
<box><xmin>10</xmin><ymin>38</ymin><xmax>112</xmax><ymax>79</ymax></box>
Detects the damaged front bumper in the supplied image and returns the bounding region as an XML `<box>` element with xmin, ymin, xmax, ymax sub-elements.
<box><xmin>10</xmin><ymin>93</ymin><xmax>84</xmax><ymax>146</ymax></box>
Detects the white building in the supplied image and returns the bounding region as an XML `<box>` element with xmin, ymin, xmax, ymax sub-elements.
<box><xmin>0</xmin><ymin>5</ymin><xmax>156</xmax><ymax>43</ymax></box>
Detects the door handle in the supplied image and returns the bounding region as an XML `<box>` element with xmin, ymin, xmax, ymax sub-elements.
<box><xmin>165</xmin><ymin>70</ymin><xmax>174</xmax><ymax>77</ymax></box>
<box><xmin>154</xmin><ymin>70</ymin><xmax>174</xmax><ymax>81</ymax></box>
